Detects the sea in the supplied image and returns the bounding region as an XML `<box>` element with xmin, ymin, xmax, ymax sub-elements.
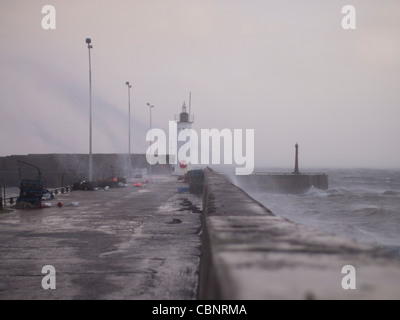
<box><xmin>239</xmin><ymin>168</ymin><xmax>400</xmax><ymax>260</ymax></box>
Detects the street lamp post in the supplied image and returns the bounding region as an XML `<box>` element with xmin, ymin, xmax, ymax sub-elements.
<box><xmin>146</xmin><ymin>103</ymin><xmax>154</xmax><ymax>176</ymax></box>
<box><xmin>86</xmin><ymin>38</ymin><xmax>93</xmax><ymax>182</ymax></box>
<box><xmin>126</xmin><ymin>81</ymin><xmax>132</xmax><ymax>180</ymax></box>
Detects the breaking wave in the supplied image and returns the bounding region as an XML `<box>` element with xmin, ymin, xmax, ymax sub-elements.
<box><xmin>243</xmin><ymin>168</ymin><xmax>400</xmax><ymax>260</ymax></box>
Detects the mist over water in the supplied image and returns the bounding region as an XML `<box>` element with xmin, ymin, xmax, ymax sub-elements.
<box><xmin>234</xmin><ymin>168</ymin><xmax>400</xmax><ymax>259</ymax></box>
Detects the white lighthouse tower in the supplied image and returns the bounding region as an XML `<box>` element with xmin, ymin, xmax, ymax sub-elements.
<box><xmin>172</xmin><ymin>101</ymin><xmax>194</xmax><ymax>176</ymax></box>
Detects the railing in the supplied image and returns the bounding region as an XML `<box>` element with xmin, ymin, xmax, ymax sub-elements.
<box><xmin>1</xmin><ymin>185</ymin><xmax>73</xmax><ymax>208</ymax></box>
<box><xmin>173</xmin><ymin>114</ymin><xmax>195</xmax><ymax>123</ymax></box>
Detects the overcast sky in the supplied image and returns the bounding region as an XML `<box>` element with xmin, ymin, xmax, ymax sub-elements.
<box><xmin>0</xmin><ymin>0</ymin><xmax>399</xmax><ymax>169</ymax></box>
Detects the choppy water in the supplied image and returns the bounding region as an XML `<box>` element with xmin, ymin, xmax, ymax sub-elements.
<box><xmin>241</xmin><ymin>168</ymin><xmax>400</xmax><ymax>259</ymax></box>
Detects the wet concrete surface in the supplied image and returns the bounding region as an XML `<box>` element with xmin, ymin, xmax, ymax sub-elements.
<box><xmin>0</xmin><ymin>176</ymin><xmax>202</xmax><ymax>300</ymax></box>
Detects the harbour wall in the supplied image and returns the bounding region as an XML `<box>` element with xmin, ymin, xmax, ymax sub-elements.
<box><xmin>198</xmin><ymin>168</ymin><xmax>400</xmax><ymax>299</ymax></box>
<box><xmin>0</xmin><ymin>153</ymin><xmax>171</xmax><ymax>188</ymax></box>
<box><xmin>230</xmin><ymin>172</ymin><xmax>328</xmax><ymax>194</ymax></box>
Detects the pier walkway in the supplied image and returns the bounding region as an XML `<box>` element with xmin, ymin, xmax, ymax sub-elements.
<box><xmin>0</xmin><ymin>176</ymin><xmax>201</xmax><ymax>299</ymax></box>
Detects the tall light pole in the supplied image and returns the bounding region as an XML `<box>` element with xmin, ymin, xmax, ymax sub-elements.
<box><xmin>126</xmin><ymin>81</ymin><xmax>132</xmax><ymax>180</ymax></box>
<box><xmin>146</xmin><ymin>103</ymin><xmax>154</xmax><ymax>176</ymax></box>
<box><xmin>86</xmin><ymin>37</ymin><xmax>93</xmax><ymax>182</ymax></box>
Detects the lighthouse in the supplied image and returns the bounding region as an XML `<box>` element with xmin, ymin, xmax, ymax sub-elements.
<box><xmin>172</xmin><ymin>101</ymin><xmax>194</xmax><ymax>176</ymax></box>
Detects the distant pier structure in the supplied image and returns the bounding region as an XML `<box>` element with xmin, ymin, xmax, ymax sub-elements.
<box><xmin>230</xmin><ymin>144</ymin><xmax>328</xmax><ymax>194</ymax></box>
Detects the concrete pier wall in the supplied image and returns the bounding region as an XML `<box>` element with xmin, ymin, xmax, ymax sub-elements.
<box><xmin>198</xmin><ymin>169</ymin><xmax>400</xmax><ymax>300</ymax></box>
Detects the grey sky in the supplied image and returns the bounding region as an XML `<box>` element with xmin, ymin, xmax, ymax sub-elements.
<box><xmin>0</xmin><ymin>0</ymin><xmax>399</xmax><ymax>169</ymax></box>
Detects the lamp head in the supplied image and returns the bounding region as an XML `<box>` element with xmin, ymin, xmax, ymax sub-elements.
<box><xmin>86</xmin><ymin>38</ymin><xmax>91</xmax><ymax>44</ymax></box>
